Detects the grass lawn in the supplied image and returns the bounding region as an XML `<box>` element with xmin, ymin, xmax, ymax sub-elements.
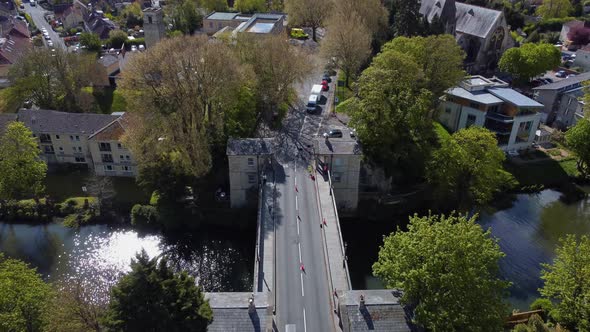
<box><xmin>336</xmin><ymin>71</ymin><xmax>354</xmax><ymax>105</ymax></box>
<box><xmin>505</xmin><ymin>157</ymin><xmax>579</xmax><ymax>187</ymax></box>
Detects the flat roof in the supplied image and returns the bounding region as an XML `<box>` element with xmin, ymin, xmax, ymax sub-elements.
<box><xmin>248</xmin><ymin>22</ymin><xmax>275</xmax><ymax>33</ymax></box>
<box><xmin>533</xmin><ymin>71</ymin><xmax>590</xmax><ymax>91</ymax></box>
<box><xmin>447</xmin><ymin>87</ymin><xmax>503</xmax><ymax>105</ymax></box>
<box><xmin>205</xmin><ymin>12</ymin><xmax>240</xmax><ymax>21</ymax></box>
<box><xmin>227</xmin><ymin>138</ymin><xmax>274</xmax><ymax>156</ymax></box>
<box><xmin>314</xmin><ymin>138</ymin><xmax>362</xmax><ymax>155</ymax></box>
<box><xmin>488</xmin><ymin>88</ymin><xmax>543</xmax><ymax>108</ymax></box>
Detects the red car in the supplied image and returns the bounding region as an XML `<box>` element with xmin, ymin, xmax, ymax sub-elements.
<box><xmin>322</xmin><ymin>80</ymin><xmax>329</xmax><ymax>91</ymax></box>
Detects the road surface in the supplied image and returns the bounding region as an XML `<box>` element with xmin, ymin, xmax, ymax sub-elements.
<box><xmin>23</xmin><ymin>2</ymin><xmax>65</xmax><ymax>49</ymax></box>
<box><xmin>273</xmin><ymin>60</ymin><xmax>337</xmax><ymax>332</ymax></box>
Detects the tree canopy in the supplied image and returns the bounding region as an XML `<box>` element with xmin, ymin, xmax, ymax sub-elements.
<box><xmin>0</xmin><ymin>122</ymin><xmax>47</xmax><ymax>200</ymax></box>
<box><xmin>200</xmin><ymin>0</ymin><xmax>228</xmax><ymax>12</ymax></box>
<box><xmin>373</xmin><ymin>213</ymin><xmax>510</xmax><ymax>331</ymax></box>
<box><xmin>234</xmin><ymin>0</ymin><xmax>267</xmax><ymax>13</ymax></box>
<box><xmin>540</xmin><ymin>235</ymin><xmax>590</xmax><ymax>330</ymax></box>
<box><xmin>167</xmin><ymin>0</ymin><xmax>203</xmax><ymax>35</ymax></box>
<box><xmin>390</xmin><ymin>0</ymin><xmax>421</xmax><ymax>36</ymax></box>
<box><xmin>565</xmin><ymin>118</ymin><xmax>590</xmax><ymax>178</ymax></box>
<box><xmin>80</xmin><ymin>32</ymin><xmax>102</xmax><ymax>52</ymax></box>
<box><xmin>346</xmin><ymin>36</ymin><xmax>464</xmax><ymax>182</ymax></box>
<box><xmin>0</xmin><ymin>253</ymin><xmax>52</xmax><ymax>332</ymax></box>
<box><xmin>108</xmin><ymin>29</ymin><xmax>128</xmax><ymax>49</ymax></box>
<box><xmin>498</xmin><ymin>43</ymin><xmax>560</xmax><ymax>82</ymax></box>
<box><xmin>426</xmin><ymin>126</ymin><xmax>512</xmax><ymax>210</ymax></box>
<box><xmin>536</xmin><ymin>0</ymin><xmax>573</xmax><ymax>19</ymax></box>
<box><xmin>284</xmin><ymin>0</ymin><xmax>332</xmax><ymax>41</ymax></box>
<box><xmin>102</xmin><ymin>250</ymin><xmax>212</xmax><ymax>331</ymax></box>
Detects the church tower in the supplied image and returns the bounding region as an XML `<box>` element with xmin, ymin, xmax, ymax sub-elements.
<box><xmin>143</xmin><ymin>7</ymin><xmax>165</xmax><ymax>49</ymax></box>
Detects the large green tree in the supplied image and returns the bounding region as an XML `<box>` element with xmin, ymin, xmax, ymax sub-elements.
<box><xmin>168</xmin><ymin>0</ymin><xmax>202</xmax><ymax>35</ymax></box>
<box><xmin>0</xmin><ymin>122</ymin><xmax>47</xmax><ymax>201</ymax></box>
<box><xmin>80</xmin><ymin>32</ymin><xmax>102</xmax><ymax>52</ymax></box>
<box><xmin>7</xmin><ymin>48</ymin><xmax>101</xmax><ymax>112</ymax></box>
<box><xmin>102</xmin><ymin>250</ymin><xmax>212</xmax><ymax>331</ymax></box>
<box><xmin>536</xmin><ymin>0</ymin><xmax>573</xmax><ymax>19</ymax></box>
<box><xmin>390</xmin><ymin>0</ymin><xmax>421</xmax><ymax>36</ymax></box>
<box><xmin>498</xmin><ymin>43</ymin><xmax>561</xmax><ymax>82</ymax></box>
<box><xmin>540</xmin><ymin>235</ymin><xmax>590</xmax><ymax>331</ymax></box>
<box><xmin>0</xmin><ymin>253</ymin><xmax>52</xmax><ymax>332</ymax></box>
<box><xmin>234</xmin><ymin>0</ymin><xmax>267</xmax><ymax>13</ymax></box>
<box><xmin>426</xmin><ymin>126</ymin><xmax>512</xmax><ymax>210</ymax></box>
<box><xmin>200</xmin><ymin>0</ymin><xmax>227</xmax><ymax>11</ymax></box>
<box><xmin>382</xmin><ymin>35</ymin><xmax>465</xmax><ymax>101</ymax></box>
<box><xmin>373</xmin><ymin>214</ymin><xmax>510</xmax><ymax>331</ymax></box>
<box><xmin>565</xmin><ymin>118</ymin><xmax>590</xmax><ymax>178</ymax></box>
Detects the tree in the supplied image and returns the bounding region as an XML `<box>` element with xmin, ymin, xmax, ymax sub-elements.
<box><xmin>8</xmin><ymin>48</ymin><xmax>101</xmax><ymax>112</ymax></box>
<box><xmin>234</xmin><ymin>0</ymin><xmax>267</xmax><ymax>13</ymax></box>
<box><xmin>119</xmin><ymin>1</ymin><xmax>143</xmax><ymax>28</ymax></box>
<box><xmin>80</xmin><ymin>32</ymin><xmax>102</xmax><ymax>52</ymax></box>
<box><xmin>0</xmin><ymin>122</ymin><xmax>47</xmax><ymax>201</ymax></box>
<box><xmin>536</xmin><ymin>0</ymin><xmax>573</xmax><ymax>19</ymax></box>
<box><xmin>498</xmin><ymin>43</ymin><xmax>561</xmax><ymax>82</ymax></box>
<box><xmin>540</xmin><ymin>235</ymin><xmax>590</xmax><ymax>330</ymax></box>
<box><xmin>373</xmin><ymin>214</ymin><xmax>510</xmax><ymax>331</ymax></box>
<box><xmin>567</xmin><ymin>25</ymin><xmax>590</xmax><ymax>45</ymax></box>
<box><xmin>0</xmin><ymin>253</ymin><xmax>52</xmax><ymax>332</ymax></box>
<box><xmin>284</xmin><ymin>0</ymin><xmax>332</xmax><ymax>41</ymax></box>
<box><xmin>334</xmin><ymin>0</ymin><xmax>389</xmax><ymax>40</ymax></box>
<box><xmin>85</xmin><ymin>175</ymin><xmax>116</xmax><ymax>210</ymax></box>
<box><xmin>102</xmin><ymin>250</ymin><xmax>213</xmax><ymax>331</ymax></box>
<box><xmin>120</xmin><ymin>35</ymin><xmax>246</xmax><ymax>193</ymax></box>
<box><xmin>108</xmin><ymin>29</ymin><xmax>128</xmax><ymax>49</ymax></box>
<box><xmin>322</xmin><ymin>10</ymin><xmax>372</xmax><ymax>87</ymax></box>
<box><xmin>565</xmin><ymin>118</ymin><xmax>590</xmax><ymax>178</ymax></box>
<box><xmin>426</xmin><ymin>127</ymin><xmax>512</xmax><ymax>210</ymax></box>
<box><xmin>391</xmin><ymin>0</ymin><xmax>421</xmax><ymax>36</ymax></box>
<box><xmin>200</xmin><ymin>0</ymin><xmax>227</xmax><ymax>11</ymax></box>
<box><xmin>382</xmin><ymin>35</ymin><xmax>465</xmax><ymax>101</ymax></box>
<box><xmin>236</xmin><ymin>33</ymin><xmax>310</xmax><ymax>121</ymax></box>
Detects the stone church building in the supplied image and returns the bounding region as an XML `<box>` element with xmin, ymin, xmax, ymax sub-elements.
<box><xmin>420</xmin><ymin>0</ymin><xmax>514</xmax><ymax>74</ymax></box>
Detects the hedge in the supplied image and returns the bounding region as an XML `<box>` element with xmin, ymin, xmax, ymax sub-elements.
<box><xmin>130</xmin><ymin>204</ymin><xmax>159</xmax><ymax>226</ymax></box>
<box><xmin>0</xmin><ymin>197</ymin><xmax>99</xmax><ymax>224</ymax></box>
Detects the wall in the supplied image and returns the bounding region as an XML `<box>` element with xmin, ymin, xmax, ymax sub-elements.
<box><xmin>575</xmin><ymin>49</ymin><xmax>590</xmax><ymax>71</ymax></box>
<box><xmin>504</xmin><ymin>112</ymin><xmax>541</xmax><ymax>151</ymax></box>
<box><xmin>203</xmin><ymin>19</ymin><xmax>242</xmax><ymax>34</ymax></box>
<box><xmin>555</xmin><ymin>92</ymin><xmax>584</xmax><ymax>129</ymax></box>
<box><xmin>88</xmin><ymin>139</ymin><xmax>137</xmax><ymax>177</ymax></box>
<box><xmin>319</xmin><ymin>154</ymin><xmax>361</xmax><ymax>212</ymax></box>
<box><xmin>35</xmin><ymin>132</ymin><xmax>93</xmax><ymax>168</ymax></box>
<box><xmin>534</xmin><ymin>89</ymin><xmax>559</xmax><ymax>122</ymax></box>
<box><xmin>228</xmin><ymin>154</ymin><xmax>270</xmax><ymax>208</ymax></box>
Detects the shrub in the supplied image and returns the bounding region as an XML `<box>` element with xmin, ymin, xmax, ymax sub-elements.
<box><xmin>531</xmin><ymin>298</ymin><xmax>553</xmax><ymax>320</ymax></box>
<box><xmin>131</xmin><ymin>204</ymin><xmax>159</xmax><ymax>226</ymax></box>
<box><xmin>62</xmin><ymin>211</ymin><xmax>96</xmax><ymax>228</ymax></box>
<box><xmin>127</xmin><ymin>38</ymin><xmax>144</xmax><ymax>47</ymax></box>
<box><xmin>60</xmin><ymin>197</ymin><xmax>97</xmax><ymax>215</ymax></box>
<box><xmin>149</xmin><ymin>191</ymin><xmax>160</xmax><ymax>206</ymax></box>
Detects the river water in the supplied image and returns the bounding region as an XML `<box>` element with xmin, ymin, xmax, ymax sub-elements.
<box><xmin>342</xmin><ymin>188</ymin><xmax>590</xmax><ymax>310</ymax></box>
<box><xmin>0</xmin><ymin>223</ymin><xmax>255</xmax><ymax>295</ymax></box>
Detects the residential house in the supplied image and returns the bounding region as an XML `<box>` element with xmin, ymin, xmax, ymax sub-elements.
<box><xmin>85</xmin><ymin>10</ymin><xmax>116</xmax><ymax>39</ymax></box>
<box><xmin>57</xmin><ymin>4</ymin><xmax>84</xmax><ymax>30</ymax></box>
<box><xmin>574</xmin><ymin>45</ymin><xmax>590</xmax><ymax>71</ymax></box>
<box><xmin>439</xmin><ymin>76</ymin><xmax>543</xmax><ymax>151</ymax></box>
<box><xmin>559</xmin><ymin>20</ymin><xmax>586</xmax><ymax>44</ymax></box>
<box><xmin>420</xmin><ymin>0</ymin><xmax>514</xmax><ymax>73</ymax></box>
<box><xmin>533</xmin><ymin>71</ymin><xmax>590</xmax><ymax>125</ymax></box>
<box><xmin>314</xmin><ymin>136</ymin><xmax>362</xmax><ymax>212</ymax></box>
<box><xmin>204</xmin><ymin>12</ymin><xmax>285</xmax><ymax>37</ymax></box>
<box><xmin>18</xmin><ymin>109</ymin><xmax>119</xmax><ymax>168</ymax></box>
<box><xmin>227</xmin><ymin>138</ymin><xmax>274</xmax><ymax>208</ymax></box>
<box><xmin>551</xmin><ymin>86</ymin><xmax>585</xmax><ymax>129</ymax></box>
<box><xmin>0</xmin><ymin>1</ymin><xmax>15</xmax><ymax>17</ymax></box>
<box><xmin>0</xmin><ymin>17</ymin><xmax>31</xmax><ymax>87</ymax></box>
<box><xmin>88</xmin><ymin>113</ymin><xmax>137</xmax><ymax>177</ymax></box>
<box><xmin>96</xmin><ymin>53</ymin><xmax>120</xmax><ymax>87</ymax></box>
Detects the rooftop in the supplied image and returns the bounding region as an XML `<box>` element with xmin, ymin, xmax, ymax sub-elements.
<box><xmin>88</xmin><ymin>113</ymin><xmax>131</xmax><ymax>141</ymax></box>
<box><xmin>447</xmin><ymin>87</ymin><xmax>503</xmax><ymax>105</ymax></box>
<box><xmin>455</xmin><ymin>2</ymin><xmax>502</xmax><ymax>39</ymax></box>
<box><xmin>205</xmin><ymin>292</ymin><xmax>271</xmax><ymax>332</ymax></box>
<box><xmin>533</xmin><ymin>71</ymin><xmax>590</xmax><ymax>91</ymax></box>
<box><xmin>17</xmin><ymin>109</ymin><xmax>119</xmax><ymax>135</ymax></box>
<box><xmin>338</xmin><ymin>290</ymin><xmax>414</xmax><ymax>332</ymax></box>
<box><xmin>314</xmin><ymin>137</ymin><xmax>362</xmax><ymax>155</ymax></box>
<box><xmin>488</xmin><ymin>88</ymin><xmax>543</xmax><ymax>108</ymax></box>
<box><xmin>205</xmin><ymin>11</ymin><xmax>240</xmax><ymax>21</ymax></box>
<box><xmin>226</xmin><ymin>138</ymin><xmax>274</xmax><ymax>156</ymax></box>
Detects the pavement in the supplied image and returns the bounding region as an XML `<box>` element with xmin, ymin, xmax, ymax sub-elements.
<box><xmin>22</xmin><ymin>1</ymin><xmax>65</xmax><ymax>49</ymax></box>
<box><xmin>271</xmin><ymin>54</ymin><xmax>341</xmax><ymax>331</ymax></box>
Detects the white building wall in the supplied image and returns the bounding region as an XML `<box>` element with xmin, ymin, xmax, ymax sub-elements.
<box><xmin>89</xmin><ymin>139</ymin><xmax>137</xmax><ymax>177</ymax></box>
<box><xmin>228</xmin><ymin>155</ymin><xmax>269</xmax><ymax>208</ymax></box>
<box><xmin>504</xmin><ymin>113</ymin><xmax>541</xmax><ymax>151</ymax></box>
<box><xmin>457</xmin><ymin>106</ymin><xmax>486</xmax><ymax>130</ymax></box>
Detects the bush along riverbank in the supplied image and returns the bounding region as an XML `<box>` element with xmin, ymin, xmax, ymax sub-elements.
<box><xmin>0</xmin><ymin>197</ymin><xmax>100</xmax><ymax>227</ymax></box>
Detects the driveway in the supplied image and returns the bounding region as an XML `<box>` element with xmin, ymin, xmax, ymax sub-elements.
<box><xmin>23</xmin><ymin>2</ymin><xmax>65</xmax><ymax>49</ymax></box>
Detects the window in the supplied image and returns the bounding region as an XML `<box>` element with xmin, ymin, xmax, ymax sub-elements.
<box><xmin>126</xmin><ymin>155</ymin><xmax>130</xmax><ymax>160</ymax></box>
<box><xmin>332</xmin><ymin>172</ymin><xmax>342</xmax><ymax>183</ymax></box>
<box><xmin>445</xmin><ymin>108</ymin><xmax>451</xmax><ymax>114</ymax></box>
<box><xmin>99</xmin><ymin>142</ymin><xmax>111</xmax><ymax>152</ymax></box>
<box><xmin>101</xmin><ymin>154</ymin><xmax>114</xmax><ymax>163</ymax></box>
<box><xmin>55</xmin><ymin>135</ymin><xmax>60</xmax><ymax>139</ymax></box>
<box><xmin>78</xmin><ymin>147</ymin><xmax>82</xmax><ymax>152</ymax></box>
<box><xmin>58</xmin><ymin>147</ymin><xmax>63</xmax><ymax>151</ymax></box>
<box><xmin>70</xmin><ymin>135</ymin><xmax>74</xmax><ymax>140</ymax></box>
<box><xmin>120</xmin><ymin>155</ymin><xmax>124</xmax><ymax>160</ymax></box>
<box><xmin>39</xmin><ymin>134</ymin><xmax>51</xmax><ymax>143</ymax></box>
<box><xmin>117</xmin><ymin>143</ymin><xmax>122</xmax><ymax>149</ymax></box>
<box><xmin>122</xmin><ymin>165</ymin><xmax>132</xmax><ymax>172</ymax></box>
<box><xmin>469</xmin><ymin>102</ymin><xmax>480</xmax><ymax>109</ymax></box>
<box><xmin>209</xmin><ymin>22</ymin><xmax>213</xmax><ymax>28</ymax></box>
<box><xmin>104</xmin><ymin>165</ymin><xmax>113</xmax><ymax>171</ymax></box>
<box><xmin>75</xmin><ymin>135</ymin><xmax>80</xmax><ymax>141</ymax></box>
<box><xmin>334</xmin><ymin>158</ymin><xmax>343</xmax><ymax>166</ymax></box>
<box><xmin>488</xmin><ymin>105</ymin><xmax>499</xmax><ymax>113</ymax></box>
<box><xmin>75</xmin><ymin>157</ymin><xmax>86</xmax><ymax>163</ymax></box>
<box><xmin>72</xmin><ymin>146</ymin><xmax>77</xmax><ymax>151</ymax></box>
<box><xmin>247</xmin><ymin>173</ymin><xmax>256</xmax><ymax>183</ymax></box>
<box><xmin>466</xmin><ymin>114</ymin><xmax>477</xmax><ymax>127</ymax></box>
<box><xmin>43</xmin><ymin>145</ymin><xmax>54</xmax><ymax>154</ymax></box>
<box><xmin>32</xmin><ymin>134</ymin><xmax>36</xmax><ymax>137</ymax></box>
<box><xmin>148</xmin><ymin>16</ymin><xmax>152</xmax><ymax>24</ymax></box>
<box><xmin>247</xmin><ymin>158</ymin><xmax>255</xmax><ymax>167</ymax></box>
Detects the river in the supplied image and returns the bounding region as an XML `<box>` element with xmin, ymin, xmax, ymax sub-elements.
<box><xmin>0</xmin><ymin>223</ymin><xmax>255</xmax><ymax>296</ymax></box>
<box><xmin>342</xmin><ymin>188</ymin><xmax>590</xmax><ymax>310</ymax></box>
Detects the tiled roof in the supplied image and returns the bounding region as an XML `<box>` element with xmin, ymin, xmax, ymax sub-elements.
<box><xmin>227</xmin><ymin>138</ymin><xmax>274</xmax><ymax>156</ymax></box>
<box><xmin>0</xmin><ymin>113</ymin><xmax>16</xmax><ymax>133</ymax></box>
<box><xmin>205</xmin><ymin>292</ymin><xmax>272</xmax><ymax>332</ymax></box>
<box><xmin>420</xmin><ymin>0</ymin><xmax>453</xmax><ymax>22</ymax></box>
<box><xmin>88</xmin><ymin>113</ymin><xmax>130</xmax><ymax>141</ymax></box>
<box><xmin>338</xmin><ymin>290</ymin><xmax>415</xmax><ymax>332</ymax></box>
<box><xmin>17</xmin><ymin>109</ymin><xmax>119</xmax><ymax>135</ymax></box>
<box><xmin>314</xmin><ymin>138</ymin><xmax>362</xmax><ymax>155</ymax></box>
<box><xmin>0</xmin><ymin>34</ymin><xmax>31</xmax><ymax>65</ymax></box>
<box><xmin>455</xmin><ymin>2</ymin><xmax>502</xmax><ymax>39</ymax></box>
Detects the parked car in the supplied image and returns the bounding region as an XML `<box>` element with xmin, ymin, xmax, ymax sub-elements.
<box><xmin>47</xmin><ymin>41</ymin><xmax>53</xmax><ymax>47</ymax></box>
<box><xmin>507</xmin><ymin>150</ymin><xmax>519</xmax><ymax>157</ymax></box>
<box><xmin>19</xmin><ymin>3</ymin><xmax>24</xmax><ymax>9</ymax></box>
<box><xmin>322</xmin><ymin>73</ymin><xmax>332</xmax><ymax>83</ymax></box>
<box><xmin>30</xmin><ymin>1</ymin><xmax>36</xmax><ymax>6</ymax></box>
<box><xmin>567</xmin><ymin>74</ymin><xmax>577</xmax><ymax>78</ymax></box>
<box><xmin>324</xmin><ymin>129</ymin><xmax>343</xmax><ymax>138</ymax></box>
<box><xmin>556</xmin><ymin>70</ymin><xmax>567</xmax><ymax>78</ymax></box>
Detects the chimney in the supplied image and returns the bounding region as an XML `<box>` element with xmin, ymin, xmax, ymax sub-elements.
<box><xmin>359</xmin><ymin>294</ymin><xmax>366</xmax><ymax>310</ymax></box>
<box><xmin>248</xmin><ymin>293</ymin><xmax>255</xmax><ymax>314</ymax></box>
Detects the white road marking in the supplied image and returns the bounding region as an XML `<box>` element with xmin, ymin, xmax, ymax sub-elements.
<box><xmin>300</xmin><ymin>273</ymin><xmax>305</xmax><ymax>297</ymax></box>
<box><xmin>297</xmin><ymin>218</ymin><xmax>300</xmax><ymax>235</ymax></box>
<box><xmin>298</xmin><ymin>242</ymin><xmax>302</xmax><ymax>262</ymax></box>
<box><xmin>295</xmin><ymin>196</ymin><xmax>298</xmax><ymax>210</ymax></box>
<box><xmin>303</xmin><ymin>308</ymin><xmax>308</xmax><ymax>332</ymax></box>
